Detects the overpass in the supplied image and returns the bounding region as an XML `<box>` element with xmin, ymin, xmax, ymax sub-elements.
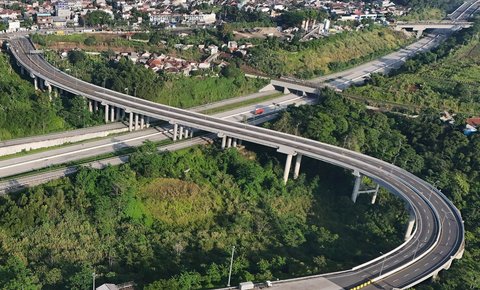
<box><xmin>394</xmin><ymin>21</ymin><xmax>473</xmax><ymax>38</ymax></box>
<box><xmin>6</xmin><ymin>36</ymin><xmax>465</xmax><ymax>290</ymax></box>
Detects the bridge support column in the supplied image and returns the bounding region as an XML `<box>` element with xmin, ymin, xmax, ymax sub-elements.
<box><xmin>173</xmin><ymin>123</ymin><xmax>178</xmax><ymax>141</ymax></box>
<box><xmin>404</xmin><ymin>210</ymin><xmax>416</xmax><ymax>241</ymax></box>
<box><xmin>179</xmin><ymin>126</ymin><xmax>184</xmax><ymax>140</ymax></box>
<box><xmin>146</xmin><ymin>116</ymin><xmax>150</xmax><ymax>128</ymax></box>
<box><xmin>33</xmin><ymin>76</ymin><xmax>38</xmax><ymax>90</ymax></box>
<box><xmin>110</xmin><ymin>106</ymin><xmax>115</xmax><ymax>122</ymax></box>
<box><xmin>283</xmin><ymin>154</ymin><xmax>293</xmax><ymax>184</ymax></box>
<box><xmin>283</xmin><ymin>87</ymin><xmax>290</xmax><ymax>94</ymax></box>
<box><xmin>88</xmin><ymin>100</ymin><xmax>93</xmax><ymax>113</ymax></box>
<box><xmin>221</xmin><ymin>136</ymin><xmax>227</xmax><ymax>149</ymax></box>
<box><xmin>184</xmin><ymin>128</ymin><xmax>189</xmax><ymax>138</ymax></box>
<box><xmin>190</xmin><ymin>129</ymin><xmax>194</xmax><ymax>138</ymax></box>
<box><xmin>104</xmin><ymin>104</ymin><xmax>109</xmax><ymax>123</ymax></box>
<box><xmin>371</xmin><ymin>184</ymin><xmax>380</xmax><ymax>204</ymax></box>
<box><xmin>293</xmin><ymin>153</ymin><xmax>302</xmax><ymax>179</ymax></box>
<box><xmin>416</xmin><ymin>29</ymin><xmax>425</xmax><ymax>39</ymax></box>
<box><xmin>227</xmin><ymin>137</ymin><xmax>232</xmax><ymax>148</ymax></box>
<box><xmin>232</xmin><ymin>138</ymin><xmax>237</xmax><ymax>147</ymax></box>
<box><xmin>116</xmin><ymin>107</ymin><xmax>121</xmax><ymax>121</ymax></box>
<box><xmin>135</xmin><ymin>114</ymin><xmax>139</xmax><ymax>131</ymax></box>
<box><xmin>351</xmin><ymin>170</ymin><xmax>361</xmax><ymax>203</ymax></box>
<box><xmin>140</xmin><ymin>115</ymin><xmax>145</xmax><ymax>129</ymax></box>
<box><xmin>129</xmin><ymin>112</ymin><xmax>133</xmax><ymax>131</ymax></box>
<box><xmin>94</xmin><ymin>101</ymin><xmax>99</xmax><ymax>112</ymax></box>
<box><xmin>20</xmin><ymin>66</ymin><xmax>24</xmax><ymax>75</ymax></box>
<box><xmin>238</xmin><ymin>139</ymin><xmax>242</xmax><ymax>146</ymax></box>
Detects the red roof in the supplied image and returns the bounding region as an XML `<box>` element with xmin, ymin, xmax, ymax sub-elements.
<box><xmin>466</xmin><ymin>117</ymin><xmax>480</xmax><ymax>127</ymax></box>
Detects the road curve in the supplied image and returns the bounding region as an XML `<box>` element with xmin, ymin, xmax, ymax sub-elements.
<box><xmin>6</xmin><ymin>37</ymin><xmax>464</xmax><ymax>289</ymax></box>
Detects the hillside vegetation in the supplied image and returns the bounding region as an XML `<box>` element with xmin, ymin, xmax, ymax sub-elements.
<box><xmin>44</xmin><ymin>51</ymin><xmax>267</xmax><ymax>108</ymax></box>
<box><xmin>247</xmin><ymin>27</ymin><xmax>412</xmax><ymax>78</ymax></box>
<box><xmin>0</xmin><ymin>53</ymin><xmax>100</xmax><ymax>141</ymax></box>
<box><xmin>346</xmin><ymin>20</ymin><xmax>480</xmax><ymax>114</ymax></box>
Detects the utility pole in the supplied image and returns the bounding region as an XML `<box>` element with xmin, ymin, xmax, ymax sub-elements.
<box><xmin>379</xmin><ymin>252</ymin><xmax>386</xmax><ymax>277</ymax></box>
<box><xmin>92</xmin><ymin>272</ymin><xmax>96</xmax><ymax>290</ymax></box>
<box><xmin>227</xmin><ymin>245</ymin><xmax>235</xmax><ymax>287</ymax></box>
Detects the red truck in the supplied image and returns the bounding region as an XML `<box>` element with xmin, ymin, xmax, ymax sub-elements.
<box><xmin>254</xmin><ymin>108</ymin><xmax>264</xmax><ymax>115</ymax></box>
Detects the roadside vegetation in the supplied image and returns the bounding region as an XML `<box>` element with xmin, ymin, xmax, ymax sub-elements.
<box><xmin>246</xmin><ymin>27</ymin><xmax>412</xmax><ymax>78</ymax></box>
<box><xmin>394</xmin><ymin>0</ymin><xmax>463</xmax><ymax>21</ymax></box>
<box><xmin>0</xmin><ymin>53</ymin><xmax>101</xmax><ymax>141</ymax></box>
<box><xmin>346</xmin><ymin>19</ymin><xmax>480</xmax><ymax>114</ymax></box>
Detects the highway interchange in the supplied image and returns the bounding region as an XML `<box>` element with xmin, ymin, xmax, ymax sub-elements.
<box><xmin>6</xmin><ymin>30</ymin><xmax>466</xmax><ymax>290</ymax></box>
<box><xmin>2</xmin><ymin>2</ymin><xmax>478</xmax><ymax>288</ymax></box>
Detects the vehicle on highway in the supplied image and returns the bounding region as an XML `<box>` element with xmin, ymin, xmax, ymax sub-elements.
<box><xmin>254</xmin><ymin>108</ymin><xmax>265</xmax><ymax>115</ymax></box>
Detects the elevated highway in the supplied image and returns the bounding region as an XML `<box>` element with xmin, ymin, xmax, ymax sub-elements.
<box><xmin>5</xmin><ymin>36</ymin><xmax>465</xmax><ymax>290</ymax></box>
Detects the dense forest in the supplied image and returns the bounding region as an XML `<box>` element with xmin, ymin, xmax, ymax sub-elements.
<box><xmin>0</xmin><ymin>137</ymin><xmax>407</xmax><ymax>289</ymax></box>
<box><xmin>0</xmin><ymin>53</ymin><xmax>101</xmax><ymax>141</ymax></box>
<box><xmin>266</xmin><ymin>91</ymin><xmax>480</xmax><ymax>289</ymax></box>
<box><xmin>347</xmin><ymin>18</ymin><xmax>480</xmax><ymax>114</ymax></box>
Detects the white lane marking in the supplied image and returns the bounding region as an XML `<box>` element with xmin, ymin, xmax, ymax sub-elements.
<box><xmin>362</xmin><ymin>274</ymin><xmax>368</xmax><ymax>278</ymax></box>
<box><xmin>393</xmin><ymin>279</ymin><xmax>399</xmax><ymax>283</ymax></box>
<box><xmin>425</xmin><ymin>262</ymin><xmax>430</xmax><ymax>266</ymax></box>
<box><xmin>404</xmin><ymin>273</ymin><xmax>410</xmax><ymax>277</ymax></box>
<box><xmin>440</xmin><ymin>251</ymin><xmax>444</xmax><ymax>254</ymax></box>
<box><xmin>433</xmin><ymin>256</ymin><xmax>438</xmax><ymax>260</ymax></box>
<box><xmin>414</xmin><ymin>268</ymin><xmax>419</xmax><ymax>272</ymax></box>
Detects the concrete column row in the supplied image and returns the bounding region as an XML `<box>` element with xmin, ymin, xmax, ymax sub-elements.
<box><xmin>172</xmin><ymin>124</ymin><xmax>194</xmax><ymax>142</ymax></box>
<box><xmin>128</xmin><ymin>112</ymin><xmax>149</xmax><ymax>132</ymax></box>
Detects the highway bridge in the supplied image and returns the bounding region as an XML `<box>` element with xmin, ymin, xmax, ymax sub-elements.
<box><xmin>5</xmin><ymin>36</ymin><xmax>465</xmax><ymax>290</ymax></box>
<box><xmin>394</xmin><ymin>21</ymin><xmax>473</xmax><ymax>38</ymax></box>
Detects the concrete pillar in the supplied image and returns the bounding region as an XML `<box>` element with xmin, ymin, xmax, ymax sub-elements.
<box><xmin>94</xmin><ymin>101</ymin><xmax>99</xmax><ymax>112</ymax></box>
<box><xmin>184</xmin><ymin>128</ymin><xmax>189</xmax><ymax>138</ymax></box>
<box><xmin>221</xmin><ymin>136</ymin><xmax>227</xmax><ymax>149</ymax></box>
<box><xmin>178</xmin><ymin>126</ymin><xmax>183</xmax><ymax>140</ymax></box>
<box><xmin>232</xmin><ymin>138</ymin><xmax>237</xmax><ymax>147</ymax></box>
<box><xmin>238</xmin><ymin>140</ymin><xmax>242</xmax><ymax>146</ymax></box>
<box><xmin>227</xmin><ymin>137</ymin><xmax>232</xmax><ymax>148</ymax></box>
<box><xmin>135</xmin><ymin>113</ymin><xmax>139</xmax><ymax>131</ymax></box>
<box><xmin>371</xmin><ymin>184</ymin><xmax>380</xmax><ymax>204</ymax></box>
<box><xmin>179</xmin><ymin>126</ymin><xmax>184</xmax><ymax>140</ymax></box>
<box><xmin>20</xmin><ymin>66</ymin><xmax>24</xmax><ymax>75</ymax></box>
<box><xmin>416</xmin><ymin>29</ymin><xmax>424</xmax><ymax>39</ymax></box>
<box><xmin>116</xmin><ymin>107</ymin><xmax>121</xmax><ymax>121</ymax></box>
<box><xmin>104</xmin><ymin>104</ymin><xmax>109</xmax><ymax>123</ymax></box>
<box><xmin>110</xmin><ymin>105</ymin><xmax>115</xmax><ymax>122</ymax></box>
<box><xmin>140</xmin><ymin>115</ymin><xmax>145</xmax><ymax>129</ymax></box>
<box><xmin>293</xmin><ymin>153</ymin><xmax>302</xmax><ymax>179</ymax></box>
<box><xmin>190</xmin><ymin>129</ymin><xmax>193</xmax><ymax>138</ymax></box>
<box><xmin>351</xmin><ymin>170</ymin><xmax>361</xmax><ymax>203</ymax></box>
<box><xmin>405</xmin><ymin>210</ymin><xmax>416</xmax><ymax>241</ymax></box>
<box><xmin>173</xmin><ymin>123</ymin><xmax>178</xmax><ymax>141</ymax></box>
<box><xmin>88</xmin><ymin>100</ymin><xmax>93</xmax><ymax>112</ymax></box>
<box><xmin>146</xmin><ymin>116</ymin><xmax>150</xmax><ymax>128</ymax></box>
<box><xmin>121</xmin><ymin>109</ymin><xmax>126</xmax><ymax>120</ymax></box>
<box><xmin>283</xmin><ymin>87</ymin><xmax>290</xmax><ymax>94</ymax></box>
<box><xmin>129</xmin><ymin>112</ymin><xmax>133</xmax><ymax>132</ymax></box>
<box><xmin>283</xmin><ymin>154</ymin><xmax>293</xmax><ymax>185</ymax></box>
<box><xmin>33</xmin><ymin>76</ymin><xmax>38</xmax><ymax>90</ymax></box>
